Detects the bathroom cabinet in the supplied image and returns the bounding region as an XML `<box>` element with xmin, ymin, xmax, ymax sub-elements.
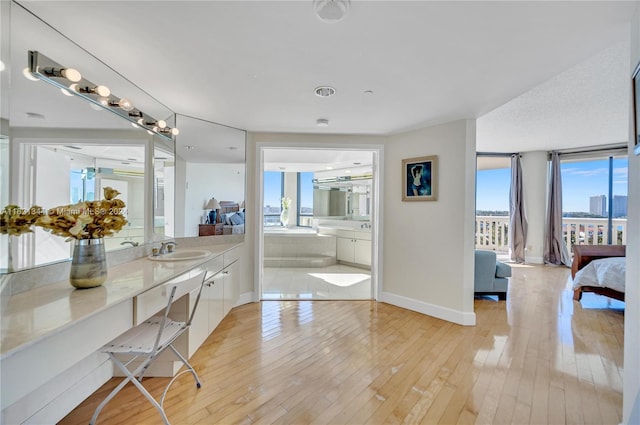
<box><xmin>1</xmin><ymin>242</ymin><xmax>243</xmax><ymax>424</ymax></box>
<box><xmin>336</xmin><ymin>230</ymin><xmax>372</xmax><ymax>267</ymax></box>
<box><xmin>188</xmin><ymin>246</ymin><xmax>241</xmax><ymax>354</ymax></box>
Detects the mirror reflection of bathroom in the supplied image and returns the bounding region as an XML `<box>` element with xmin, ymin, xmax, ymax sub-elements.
<box><xmin>10</xmin><ymin>143</ymin><xmax>146</xmax><ymax>269</ymax></box>
<box><xmin>153</xmin><ymin>142</ymin><xmax>175</xmax><ymax>239</ymax></box>
<box><xmin>262</xmin><ymin>148</ymin><xmax>375</xmax><ymax>300</ymax></box>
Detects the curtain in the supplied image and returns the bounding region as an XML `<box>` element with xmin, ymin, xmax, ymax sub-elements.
<box><xmin>543</xmin><ymin>152</ymin><xmax>571</xmax><ymax>266</ymax></box>
<box><xmin>509</xmin><ymin>154</ymin><xmax>527</xmax><ymax>263</ymax></box>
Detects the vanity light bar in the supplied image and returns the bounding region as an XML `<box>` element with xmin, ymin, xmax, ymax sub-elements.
<box><xmin>28</xmin><ymin>51</ymin><xmax>178</xmax><ymax>141</ymax></box>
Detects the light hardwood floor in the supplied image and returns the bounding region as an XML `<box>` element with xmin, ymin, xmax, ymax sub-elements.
<box><xmin>60</xmin><ymin>263</ymin><xmax>624</xmax><ymax>425</ymax></box>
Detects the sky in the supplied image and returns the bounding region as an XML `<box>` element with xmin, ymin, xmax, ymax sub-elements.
<box><xmin>476</xmin><ymin>157</ymin><xmax>628</xmax><ymax>213</ymax></box>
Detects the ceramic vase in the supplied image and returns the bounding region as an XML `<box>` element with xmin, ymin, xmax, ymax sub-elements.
<box><xmin>280</xmin><ymin>209</ymin><xmax>289</xmax><ymax>227</ymax></box>
<box><xmin>69</xmin><ymin>238</ymin><xmax>107</xmax><ymax>289</ymax></box>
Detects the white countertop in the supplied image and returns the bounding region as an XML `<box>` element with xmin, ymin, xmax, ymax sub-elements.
<box><xmin>1</xmin><ymin>242</ymin><xmax>241</xmax><ymax>359</ymax></box>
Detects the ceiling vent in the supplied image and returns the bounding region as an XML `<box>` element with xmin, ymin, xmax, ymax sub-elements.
<box><xmin>313</xmin><ymin>0</ymin><xmax>350</xmax><ymax>23</ymax></box>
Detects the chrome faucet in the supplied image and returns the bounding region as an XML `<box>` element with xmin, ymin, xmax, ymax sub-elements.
<box><xmin>120</xmin><ymin>241</ymin><xmax>139</xmax><ymax>247</ymax></box>
<box><xmin>159</xmin><ymin>241</ymin><xmax>177</xmax><ymax>254</ymax></box>
<box><xmin>360</xmin><ymin>223</ymin><xmax>371</xmax><ymax>229</ymax></box>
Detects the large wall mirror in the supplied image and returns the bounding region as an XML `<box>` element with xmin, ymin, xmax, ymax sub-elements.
<box><xmin>173</xmin><ymin>114</ymin><xmax>246</xmax><ymax>238</ymax></box>
<box><xmin>1</xmin><ymin>3</ymin><xmax>176</xmax><ymax>272</ymax></box>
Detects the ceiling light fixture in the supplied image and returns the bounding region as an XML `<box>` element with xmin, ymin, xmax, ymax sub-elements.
<box><xmin>316</xmin><ymin>118</ymin><xmax>329</xmax><ymax>127</ymax></box>
<box><xmin>314</xmin><ymin>86</ymin><xmax>335</xmax><ymax>97</ymax></box>
<box><xmin>29</xmin><ymin>50</ymin><xmax>178</xmax><ymax>141</ymax></box>
<box><xmin>313</xmin><ymin>0</ymin><xmax>350</xmax><ymax>23</ymax></box>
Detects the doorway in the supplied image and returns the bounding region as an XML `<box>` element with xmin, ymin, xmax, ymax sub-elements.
<box><xmin>258</xmin><ymin>147</ymin><xmax>380</xmax><ymax>300</ymax></box>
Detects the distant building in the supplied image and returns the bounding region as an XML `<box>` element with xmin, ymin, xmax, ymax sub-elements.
<box><xmin>613</xmin><ymin>195</ymin><xmax>628</xmax><ymax>218</ymax></box>
<box><xmin>589</xmin><ymin>195</ymin><xmax>607</xmax><ymax>217</ymax></box>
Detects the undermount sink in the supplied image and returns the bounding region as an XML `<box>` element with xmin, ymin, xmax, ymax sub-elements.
<box><xmin>147</xmin><ymin>249</ymin><xmax>211</xmax><ymax>261</ymax></box>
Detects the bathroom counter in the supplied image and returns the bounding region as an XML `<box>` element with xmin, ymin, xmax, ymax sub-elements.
<box><xmin>0</xmin><ymin>242</ymin><xmax>241</xmax><ymax>359</ymax></box>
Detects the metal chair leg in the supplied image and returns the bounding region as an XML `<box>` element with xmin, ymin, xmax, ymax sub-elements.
<box><xmin>90</xmin><ymin>354</ymin><xmax>170</xmax><ymax>425</ymax></box>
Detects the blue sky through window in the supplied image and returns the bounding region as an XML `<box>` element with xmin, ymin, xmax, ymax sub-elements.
<box><xmin>476</xmin><ymin>157</ymin><xmax>629</xmax><ymax>214</ymax></box>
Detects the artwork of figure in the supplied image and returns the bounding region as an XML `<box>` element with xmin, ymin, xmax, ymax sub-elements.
<box><xmin>402</xmin><ymin>156</ymin><xmax>437</xmax><ymax>201</ymax></box>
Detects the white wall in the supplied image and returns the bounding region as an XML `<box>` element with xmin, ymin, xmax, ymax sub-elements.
<box><xmin>248</xmin><ymin>121</ymin><xmax>476</xmax><ymax>326</ymax></box>
<box><xmin>381</xmin><ymin>120</ymin><xmax>476</xmax><ymax>325</ymax></box>
<box><xmin>624</xmin><ymin>3</ymin><xmax>640</xmax><ymax>423</ymax></box>
<box><xmin>521</xmin><ymin>151</ymin><xmax>548</xmax><ymax>264</ymax></box>
<box><xmin>181</xmin><ymin>162</ymin><xmax>245</xmax><ymax>237</ymax></box>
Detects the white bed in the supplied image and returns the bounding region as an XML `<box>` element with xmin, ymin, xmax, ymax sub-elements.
<box><xmin>572</xmin><ymin>257</ymin><xmax>626</xmax><ymax>294</ymax></box>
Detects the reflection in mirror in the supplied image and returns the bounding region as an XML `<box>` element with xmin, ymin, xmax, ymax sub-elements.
<box><xmin>1</xmin><ymin>3</ymin><xmax>175</xmax><ymax>273</ymax></box>
<box><xmin>313</xmin><ymin>181</ymin><xmax>371</xmax><ymax>220</ymax></box>
<box><xmin>154</xmin><ymin>139</ymin><xmax>175</xmax><ymax>239</ymax></box>
<box><xmin>174</xmin><ymin>114</ymin><xmax>246</xmax><ymax>238</ymax></box>
<box><xmin>9</xmin><ymin>142</ymin><xmax>146</xmax><ymax>270</ymax></box>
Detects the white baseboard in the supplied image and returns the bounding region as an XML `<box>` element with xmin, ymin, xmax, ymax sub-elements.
<box><xmin>236</xmin><ymin>291</ymin><xmax>256</xmax><ymax>307</ymax></box>
<box><xmin>380</xmin><ymin>291</ymin><xmax>476</xmax><ymax>326</ymax></box>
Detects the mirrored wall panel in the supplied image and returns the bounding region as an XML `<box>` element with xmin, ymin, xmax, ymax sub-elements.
<box><xmin>1</xmin><ymin>3</ymin><xmax>176</xmax><ymax>272</ymax></box>
<box><xmin>174</xmin><ymin>114</ymin><xmax>246</xmax><ymax>238</ymax></box>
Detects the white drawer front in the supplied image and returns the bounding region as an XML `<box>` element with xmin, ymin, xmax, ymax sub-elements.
<box><xmin>353</xmin><ymin>230</ymin><xmax>372</xmax><ymax>241</ymax></box>
<box><xmin>134</xmin><ymin>270</ymin><xmax>205</xmax><ymax>325</ymax></box>
<box><xmin>224</xmin><ymin>247</ymin><xmax>240</xmax><ymax>267</ymax></box>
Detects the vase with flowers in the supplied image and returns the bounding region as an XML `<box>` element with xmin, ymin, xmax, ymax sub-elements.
<box><xmin>35</xmin><ymin>187</ymin><xmax>128</xmax><ymax>288</ymax></box>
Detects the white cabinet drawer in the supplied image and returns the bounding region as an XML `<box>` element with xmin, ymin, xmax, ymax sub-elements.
<box><xmin>204</xmin><ymin>255</ymin><xmax>224</xmax><ymax>277</ymax></box>
<box><xmin>336</xmin><ymin>230</ymin><xmax>354</xmax><ymax>239</ymax></box>
<box><xmin>134</xmin><ymin>269</ymin><xmax>206</xmax><ymax>325</ymax></box>
<box><xmin>224</xmin><ymin>246</ymin><xmax>240</xmax><ymax>267</ymax></box>
<box><xmin>353</xmin><ymin>230</ymin><xmax>372</xmax><ymax>241</ymax></box>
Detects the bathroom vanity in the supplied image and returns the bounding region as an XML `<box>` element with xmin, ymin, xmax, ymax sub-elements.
<box><xmin>0</xmin><ymin>242</ymin><xmax>243</xmax><ymax>424</ymax></box>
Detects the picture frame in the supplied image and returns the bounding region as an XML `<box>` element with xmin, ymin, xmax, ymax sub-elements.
<box><xmin>633</xmin><ymin>60</ymin><xmax>640</xmax><ymax>156</ymax></box>
<box><xmin>402</xmin><ymin>155</ymin><xmax>438</xmax><ymax>201</ymax></box>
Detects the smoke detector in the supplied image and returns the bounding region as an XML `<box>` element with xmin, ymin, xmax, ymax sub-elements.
<box><xmin>313</xmin><ymin>0</ymin><xmax>350</xmax><ymax>23</ymax></box>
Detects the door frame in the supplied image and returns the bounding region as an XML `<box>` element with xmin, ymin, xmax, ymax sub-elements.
<box><xmin>254</xmin><ymin>142</ymin><xmax>384</xmax><ymax>301</ymax></box>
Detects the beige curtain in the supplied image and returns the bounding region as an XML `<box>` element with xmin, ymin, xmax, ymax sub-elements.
<box><xmin>509</xmin><ymin>154</ymin><xmax>527</xmax><ymax>263</ymax></box>
<box><xmin>543</xmin><ymin>152</ymin><xmax>571</xmax><ymax>266</ymax></box>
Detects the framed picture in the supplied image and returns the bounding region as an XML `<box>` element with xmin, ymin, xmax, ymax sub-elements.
<box><xmin>633</xmin><ymin>60</ymin><xmax>640</xmax><ymax>156</ymax></box>
<box><xmin>402</xmin><ymin>155</ymin><xmax>438</xmax><ymax>201</ymax></box>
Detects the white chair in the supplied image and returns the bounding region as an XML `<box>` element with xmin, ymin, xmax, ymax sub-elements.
<box><xmin>90</xmin><ymin>270</ymin><xmax>207</xmax><ymax>425</ymax></box>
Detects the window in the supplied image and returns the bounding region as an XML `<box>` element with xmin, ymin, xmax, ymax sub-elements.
<box><xmin>263</xmin><ymin>171</ymin><xmax>283</xmax><ymax>227</ymax></box>
<box><xmin>70</xmin><ymin>167</ymin><xmax>95</xmax><ymax>203</ymax></box>
<box><xmin>561</xmin><ymin>154</ymin><xmax>628</xmax><ymax>245</ymax></box>
<box><xmin>475</xmin><ymin>156</ymin><xmax>511</xmax><ymax>252</ymax></box>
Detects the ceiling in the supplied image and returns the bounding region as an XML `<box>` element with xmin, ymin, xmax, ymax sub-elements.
<box><xmin>15</xmin><ymin>0</ymin><xmax>636</xmax><ymax>154</ymax></box>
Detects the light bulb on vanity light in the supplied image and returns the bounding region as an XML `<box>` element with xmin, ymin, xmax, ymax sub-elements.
<box><xmin>43</xmin><ymin>67</ymin><xmax>82</xmax><ymax>82</ymax></box>
<box><xmin>61</xmin><ymin>68</ymin><xmax>82</xmax><ymax>82</ymax></box>
<box><xmin>157</xmin><ymin>120</ymin><xmax>167</xmax><ymax>129</ymax></box>
<box><xmin>109</xmin><ymin>98</ymin><xmax>134</xmax><ymax>112</ymax></box>
<box><xmin>94</xmin><ymin>85</ymin><xmax>110</xmax><ymax>97</ymax></box>
<box><xmin>170</xmin><ymin>128</ymin><xmax>179</xmax><ymax>136</ymax></box>
<box><xmin>73</xmin><ymin>84</ymin><xmax>111</xmax><ymax>97</ymax></box>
